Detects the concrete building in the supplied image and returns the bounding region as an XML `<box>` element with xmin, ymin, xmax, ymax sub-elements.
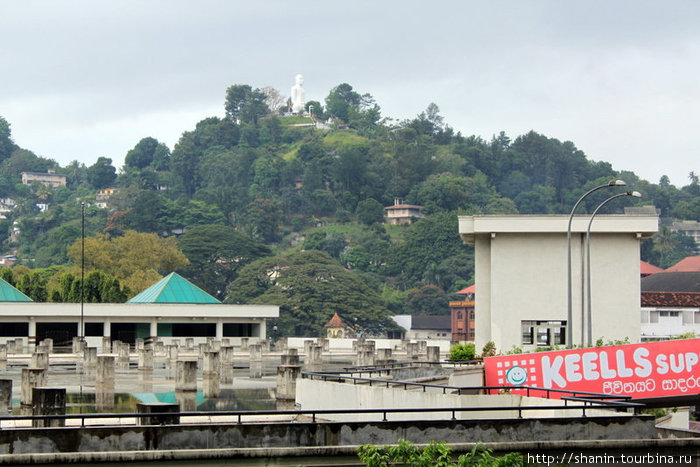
<box><xmin>449</xmin><ymin>285</ymin><xmax>475</xmax><ymax>342</ymax></box>
<box><xmin>384</xmin><ymin>198</ymin><xmax>424</xmax><ymax>225</ymax></box>
<box><xmin>391</xmin><ymin>314</ymin><xmax>451</xmax><ymax>340</ymax></box>
<box><xmin>458</xmin><ymin>215</ymin><xmax>658</xmax><ymax>351</ymax></box>
<box><xmin>641</xmin><ymin>271</ymin><xmax>700</xmax><ymax>340</ymax></box>
<box><xmin>21</xmin><ymin>170</ymin><xmax>67</xmax><ymax>188</ymax></box>
<box><xmin>0</xmin><ymin>272</ymin><xmax>278</xmax><ymax>347</ymax></box>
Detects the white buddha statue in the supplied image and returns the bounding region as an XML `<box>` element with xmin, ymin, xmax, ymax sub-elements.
<box><xmin>291</xmin><ymin>74</ymin><xmax>306</xmax><ymax>113</ymax></box>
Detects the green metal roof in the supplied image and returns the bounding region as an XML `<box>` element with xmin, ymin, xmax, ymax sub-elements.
<box><xmin>127</xmin><ymin>272</ymin><xmax>220</xmax><ymax>304</ymax></box>
<box><xmin>0</xmin><ymin>277</ymin><xmax>32</xmax><ymax>302</ymax></box>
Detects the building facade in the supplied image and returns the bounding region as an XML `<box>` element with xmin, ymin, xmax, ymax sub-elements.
<box><xmin>21</xmin><ymin>170</ymin><xmax>67</xmax><ymax>188</ymax></box>
<box><xmin>450</xmin><ymin>285</ymin><xmax>475</xmax><ymax>342</ymax></box>
<box><xmin>458</xmin><ymin>215</ymin><xmax>658</xmax><ymax>352</ymax></box>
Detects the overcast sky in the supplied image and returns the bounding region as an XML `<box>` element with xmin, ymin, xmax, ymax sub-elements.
<box><xmin>1</xmin><ymin>1</ymin><xmax>698</xmax><ymax>188</ymax></box>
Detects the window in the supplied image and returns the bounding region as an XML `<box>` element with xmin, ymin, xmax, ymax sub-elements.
<box><xmin>0</xmin><ymin>322</ymin><xmax>28</xmax><ymax>337</ymax></box>
<box><xmin>521</xmin><ymin>320</ymin><xmax>566</xmax><ymax>346</ymax></box>
<box><xmin>469</xmin><ymin>310</ymin><xmax>475</xmax><ymax>320</ymax></box>
<box><xmin>659</xmin><ymin>311</ymin><xmax>680</xmax><ymax>317</ymax></box>
<box><xmin>457</xmin><ymin>311</ymin><xmax>463</xmax><ymax>320</ymax></box>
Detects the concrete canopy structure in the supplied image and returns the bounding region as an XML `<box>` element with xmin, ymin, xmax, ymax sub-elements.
<box><xmin>0</xmin><ymin>273</ymin><xmax>278</xmax><ymax>347</ymax></box>
<box><xmin>458</xmin><ymin>214</ymin><xmax>658</xmax><ymax>351</ymax></box>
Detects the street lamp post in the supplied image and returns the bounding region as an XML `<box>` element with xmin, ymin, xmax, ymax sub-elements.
<box><xmin>585</xmin><ymin>190</ymin><xmax>642</xmax><ymax>346</ymax></box>
<box><xmin>80</xmin><ymin>202</ymin><xmax>85</xmax><ymax>342</ymax></box>
<box><xmin>567</xmin><ymin>180</ymin><xmax>626</xmax><ymax>347</ymax></box>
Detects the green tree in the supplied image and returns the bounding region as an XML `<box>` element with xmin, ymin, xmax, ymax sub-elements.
<box><xmin>389</xmin><ymin>212</ymin><xmax>466</xmax><ymax>289</ymax></box>
<box><xmin>225</xmin><ymin>250</ymin><xmax>394</xmax><ymax>337</ymax></box>
<box><xmin>0</xmin><ymin>116</ymin><xmax>17</xmax><ymax>162</ymax></box>
<box><xmin>225</xmin><ymin>84</ymin><xmax>269</xmax><ymax>124</ymax></box>
<box><xmin>177</xmin><ymin>225</ymin><xmax>271</xmax><ymax>299</ymax></box>
<box><xmin>87</xmin><ymin>157</ymin><xmax>117</xmax><ymax>189</ymax></box>
<box><xmin>325</xmin><ymin>83</ymin><xmax>361</xmax><ymax>122</ymax></box>
<box><xmin>404</xmin><ymin>284</ymin><xmax>449</xmax><ymax>315</ymax></box>
<box><xmin>16</xmin><ymin>271</ymin><xmax>47</xmax><ymax>301</ymax></box>
<box><xmin>67</xmin><ymin>231</ymin><xmax>189</xmax><ymax>297</ymax></box>
<box><xmin>53</xmin><ymin>270</ymin><xmax>129</xmax><ymax>303</ymax></box>
<box><xmin>355</xmin><ymin>198</ymin><xmax>385</xmax><ymax>225</ymax></box>
<box><xmin>125</xmin><ymin>137</ymin><xmax>170</xmax><ymax>170</ymax></box>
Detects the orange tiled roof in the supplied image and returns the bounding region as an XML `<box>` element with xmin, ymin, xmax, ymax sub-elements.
<box><xmin>665</xmin><ymin>256</ymin><xmax>700</xmax><ymax>273</ymax></box>
<box><xmin>640</xmin><ymin>260</ymin><xmax>664</xmax><ymax>275</ymax></box>
<box><xmin>324</xmin><ymin>312</ymin><xmax>346</xmax><ymax>328</ymax></box>
<box><xmin>641</xmin><ymin>291</ymin><xmax>700</xmax><ymax>307</ymax></box>
<box><xmin>456</xmin><ymin>284</ymin><xmax>475</xmax><ymax>295</ymax></box>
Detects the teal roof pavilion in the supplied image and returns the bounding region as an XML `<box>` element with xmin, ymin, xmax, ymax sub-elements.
<box><xmin>0</xmin><ymin>277</ymin><xmax>32</xmax><ymax>302</ymax></box>
<box><xmin>127</xmin><ymin>272</ymin><xmax>220</xmax><ymax>304</ymax></box>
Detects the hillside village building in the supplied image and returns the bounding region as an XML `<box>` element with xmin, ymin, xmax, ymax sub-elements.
<box><xmin>0</xmin><ymin>273</ymin><xmax>278</xmax><ymax>347</ymax></box>
<box><xmin>384</xmin><ymin>198</ymin><xmax>424</xmax><ymax>225</ymax></box>
<box><xmin>449</xmin><ymin>285</ymin><xmax>475</xmax><ymax>342</ymax></box>
<box><xmin>458</xmin><ymin>215</ymin><xmax>658</xmax><ymax>351</ymax></box>
<box><xmin>21</xmin><ymin>170</ymin><xmax>67</xmax><ymax>188</ymax></box>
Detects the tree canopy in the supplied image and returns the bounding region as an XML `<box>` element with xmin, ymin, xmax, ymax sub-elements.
<box><xmin>225</xmin><ymin>250</ymin><xmax>395</xmax><ymax>337</ymax></box>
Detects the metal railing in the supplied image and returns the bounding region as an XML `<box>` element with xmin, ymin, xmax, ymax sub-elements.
<box><xmin>301</xmin><ymin>371</ymin><xmax>644</xmax><ymax>415</ymax></box>
<box><xmin>0</xmin><ymin>396</ymin><xmax>645</xmax><ymax>428</ymax></box>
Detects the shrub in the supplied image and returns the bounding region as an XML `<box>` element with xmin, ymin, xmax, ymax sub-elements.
<box><xmin>449</xmin><ymin>343</ymin><xmax>476</xmax><ymax>361</ymax></box>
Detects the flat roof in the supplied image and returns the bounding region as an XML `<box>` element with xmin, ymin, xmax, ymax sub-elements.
<box><xmin>0</xmin><ymin>303</ymin><xmax>279</xmax><ymax>319</ymax></box>
<box><xmin>458</xmin><ymin>214</ymin><xmax>658</xmax><ymax>244</ymax></box>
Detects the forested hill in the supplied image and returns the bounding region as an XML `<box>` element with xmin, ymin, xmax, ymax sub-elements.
<box><xmin>0</xmin><ymin>82</ymin><xmax>698</xmax><ymax>336</ymax></box>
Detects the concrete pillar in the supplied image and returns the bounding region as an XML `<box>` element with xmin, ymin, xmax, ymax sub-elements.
<box><xmin>0</xmin><ymin>379</ymin><xmax>11</xmax><ymax>412</ymax></box>
<box><xmin>32</xmin><ymin>387</ymin><xmax>66</xmax><ymax>428</ymax></box>
<box><xmin>419</xmin><ymin>340</ymin><xmax>427</xmax><ymax>354</ymax></box>
<box><xmin>167</xmin><ymin>344</ymin><xmax>179</xmax><ymax>362</ymax></box>
<box><xmin>111</xmin><ymin>340</ymin><xmax>122</xmax><ymax>354</ymax></box>
<box><xmin>21</xmin><ymin>368</ymin><xmax>46</xmax><ymax>405</ymax></box>
<box><xmin>176</xmin><ymin>360</ymin><xmax>197</xmax><ymax>392</ymax></box>
<box><xmin>6</xmin><ymin>340</ymin><xmax>15</xmax><ymax>354</ymax></box>
<box><xmin>303</xmin><ymin>339</ymin><xmax>314</xmax><ymax>356</ymax></box>
<box><xmin>84</xmin><ymin>347</ymin><xmax>98</xmax><ymax>368</ymax></box>
<box><xmin>203</xmin><ymin>373</ymin><xmax>220</xmax><ymax>398</ymax></box>
<box><xmin>101</xmin><ymin>338</ymin><xmax>111</xmax><ymax>354</ymax></box>
<box><xmin>317</xmin><ymin>338</ymin><xmax>329</xmax><ymax>352</ymax></box>
<box><xmin>203</xmin><ymin>351</ymin><xmax>220</xmax><ymax>376</ymax></box>
<box><xmin>221</xmin><ymin>338</ymin><xmax>230</xmax><ymax>347</ymax></box>
<box><xmin>401</xmin><ymin>339</ymin><xmax>410</xmax><ymax>352</ymax></box>
<box><xmin>117</xmin><ymin>342</ymin><xmax>130</xmax><ymax>365</ymax></box>
<box><xmin>15</xmin><ymin>338</ymin><xmax>25</xmax><ymax>354</ymax></box>
<box><xmin>40</xmin><ymin>338</ymin><xmax>53</xmax><ymax>353</ymax></box>
<box><xmin>0</xmin><ymin>344</ymin><xmax>6</xmax><ymax>361</ymax></box>
<box><xmin>276</xmin><ymin>365</ymin><xmax>301</xmax><ymax>400</ymax></box>
<box><xmin>175</xmin><ymin>391</ymin><xmax>197</xmax><ymax>412</ymax></box>
<box><xmin>198</xmin><ymin>343</ymin><xmax>209</xmax><ymax>358</ymax></box>
<box><xmin>31</xmin><ymin>350</ymin><xmax>49</xmax><ymax>370</ymax></box>
<box><xmin>136</xmin><ymin>338</ymin><xmax>145</xmax><ymax>351</ymax></box>
<box><xmin>249</xmin><ymin>344</ymin><xmax>263</xmax><ymax>378</ymax></box>
<box><xmin>357</xmin><ymin>349</ymin><xmax>375</xmax><ymax>366</ymax></box>
<box><xmin>240</xmin><ymin>337</ymin><xmax>249</xmax><ymax>351</ymax></box>
<box><xmin>96</xmin><ymin>355</ymin><xmax>115</xmax><ymax>386</ymax></box>
<box><xmin>185</xmin><ymin>338</ymin><xmax>194</xmax><ymax>350</ymax></box>
<box><xmin>210</xmin><ymin>339</ymin><xmax>221</xmax><ymax>353</ymax></box>
<box><xmin>276</xmin><ymin>337</ymin><xmax>288</xmax><ymax>352</ymax></box>
<box><xmin>215</xmin><ymin>320</ymin><xmax>224</xmax><ymax>340</ymax></box>
<box><xmin>306</xmin><ymin>344</ymin><xmax>323</xmax><ymax>372</ymax></box>
<box><xmin>149</xmin><ymin>321</ymin><xmax>158</xmax><ymax>341</ymax></box>
<box><xmin>281</xmin><ymin>349</ymin><xmax>300</xmax><ymax>366</ymax></box>
<box><xmin>407</xmin><ymin>342</ymin><xmax>420</xmax><ymax>360</ymax></box>
<box><xmin>427</xmin><ymin>346</ymin><xmax>440</xmax><ymax>362</ymax></box>
<box><xmin>376</xmin><ymin>348</ymin><xmax>393</xmax><ymax>365</ymax></box>
<box><xmin>154</xmin><ymin>340</ymin><xmax>164</xmax><ymax>357</ymax></box>
<box><xmin>95</xmin><ymin>386</ymin><xmax>114</xmax><ymax>411</ymax></box>
<box><xmin>138</xmin><ymin>348</ymin><xmax>154</xmax><ymax>370</ymax></box>
<box><xmin>172</xmin><ymin>339</ymin><xmax>180</xmax><ymax>348</ymax></box>
<box><xmin>72</xmin><ymin>337</ymin><xmax>85</xmax><ymax>354</ymax></box>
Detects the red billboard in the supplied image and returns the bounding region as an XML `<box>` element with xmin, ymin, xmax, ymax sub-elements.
<box><xmin>483</xmin><ymin>338</ymin><xmax>700</xmax><ymax>399</ymax></box>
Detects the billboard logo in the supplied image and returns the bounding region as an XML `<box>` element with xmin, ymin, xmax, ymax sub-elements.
<box><xmin>506</xmin><ymin>365</ymin><xmax>528</xmax><ymax>386</ymax></box>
